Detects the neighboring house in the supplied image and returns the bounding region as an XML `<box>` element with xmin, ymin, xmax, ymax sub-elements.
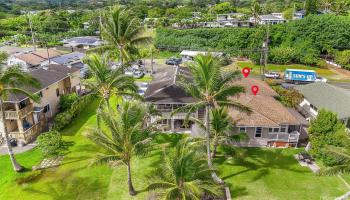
<box><xmin>228</xmin><ymin>78</ymin><xmax>305</xmax><ymax>147</ymax></box>
<box><xmin>216</xmin><ymin>13</ymin><xmax>251</xmax><ymax>27</ymax></box>
<box><xmin>7</xmin><ymin>49</ymin><xmax>62</xmax><ymax>70</ymax></box>
<box><xmin>295</xmin><ymin>83</ymin><xmax>350</xmax><ymax>128</ymax></box>
<box><xmin>41</xmin><ymin>52</ymin><xmax>87</xmax><ymax>77</ymax></box>
<box><xmin>294</xmin><ymin>10</ymin><xmax>305</xmax><ymax>20</ymax></box>
<box><xmin>0</xmin><ymin>64</ymin><xmax>81</xmax><ymax>144</ymax></box>
<box><xmin>180</xmin><ymin>50</ymin><xmax>224</xmax><ymax>61</ymax></box>
<box><xmin>0</xmin><ymin>46</ymin><xmax>32</xmax><ymax>55</ymax></box>
<box><xmin>62</xmin><ymin>36</ymin><xmax>104</xmax><ymax>50</ymax></box>
<box><xmin>144</xmin><ymin>67</ymin><xmax>204</xmax><ymax>136</ymax></box>
<box><xmin>250</xmin><ymin>14</ymin><xmax>286</xmax><ymax>25</ymax></box>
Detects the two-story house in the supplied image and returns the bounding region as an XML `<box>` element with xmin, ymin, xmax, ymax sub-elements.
<box><xmin>0</xmin><ymin>64</ymin><xmax>81</xmax><ymax>145</ymax></box>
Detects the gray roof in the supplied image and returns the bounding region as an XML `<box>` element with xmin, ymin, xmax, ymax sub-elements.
<box><xmin>144</xmin><ymin>67</ymin><xmax>195</xmax><ymax>104</ymax></box>
<box><xmin>6</xmin><ymin>64</ymin><xmax>79</xmax><ymax>102</ymax></box>
<box><xmin>51</xmin><ymin>52</ymin><xmax>85</xmax><ymax>65</ymax></box>
<box><xmin>0</xmin><ymin>46</ymin><xmax>32</xmax><ymax>55</ymax></box>
<box><xmin>62</xmin><ymin>36</ymin><xmax>104</xmax><ymax>47</ymax></box>
<box><xmin>295</xmin><ymin>83</ymin><xmax>350</xmax><ymax>119</ymax></box>
<box><xmin>259</xmin><ymin>15</ymin><xmax>286</xmax><ymax>21</ymax></box>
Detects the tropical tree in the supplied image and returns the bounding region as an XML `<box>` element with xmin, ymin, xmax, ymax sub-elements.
<box><xmin>319</xmin><ymin>144</ymin><xmax>350</xmax><ymax>175</ymax></box>
<box><xmin>0</xmin><ymin>67</ymin><xmax>40</xmax><ymax>172</ymax></box>
<box><xmin>97</xmin><ymin>5</ymin><xmax>152</xmax><ymax>65</ymax></box>
<box><xmin>175</xmin><ymin>54</ymin><xmax>249</xmax><ymax>183</ymax></box>
<box><xmin>87</xmin><ymin>101</ymin><xmax>153</xmax><ymax>196</ymax></box>
<box><xmin>250</xmin><ymin>0</ymin><xmax>261</xmax><ymax>26</ymax></box>
<box><xmin>83</xmin><ymin>54</ymin><xmax>138</xmax><ymax>108</ymax></box>
<box><xmin>147</xmin><ymin>138</ymin><xmax>222</xmax><ymax>199</ymax></box>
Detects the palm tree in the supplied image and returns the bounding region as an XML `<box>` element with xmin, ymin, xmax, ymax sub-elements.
<box><xmin>175</xmin><ymin>54</ymin><xmax>249</xmax><ymax>184</ymax></box>
<box><xmin>0</xmin><ymin>67</ymin><xmax>40</xmax><ymax>172</ymax></box>
<box><xmin>97</xmin><ymin>5</ymin><xmax>152</xmax><ymax>65</ymax></box>
<box><xmin>83</xmin><ymin>54</ymin><xmax>138</xmax><ymax>108</ymax></box>
<box><xmin>147</xmin><ymin>138</ymin><xmax>222</xmax><ymax>199</ymax></box>
<box><xmin>87</xmin><ymin>100</ymin><xmax>153</xmax><ymax>196</ymax></box>
<box><xmin>251</xmin><ymin>0</ymin><xmax>261</xmax><ymax>26</ymax></box>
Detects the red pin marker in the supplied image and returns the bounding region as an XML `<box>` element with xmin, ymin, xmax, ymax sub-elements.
<box><xmin>251</xmin><ymin>85</ymin><xmax>259</xmax><ymax>96</ymax></box>
<box><xmin>242</xmin><ymin>67</ymin><xmax>251</xmax><ymax>78</ymax></box>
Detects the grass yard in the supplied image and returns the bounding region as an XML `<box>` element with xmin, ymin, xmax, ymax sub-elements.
<box><xmin>0</xmin><ymin>98</ymin><xmax>349</xmax><ymax>200</ymax></box>
<box><xmin>216</xmin><ymin>148</ymin><xmax>349</xmax><ymax>200</ymax></box>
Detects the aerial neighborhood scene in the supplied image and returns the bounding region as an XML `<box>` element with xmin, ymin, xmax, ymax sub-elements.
<box><xmin>1</xmin><ymin>0</ymin><xmax>350</xmax><ymax>199</ymax></box>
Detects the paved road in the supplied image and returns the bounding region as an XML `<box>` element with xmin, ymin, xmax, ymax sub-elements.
<box><xmin>329</xmin><ymin>82</ymin><xmax>350</xmax><ymax>90</ymax></box>
<box><xmin>0</xmin><ymin>143</ymin><xmax>37</xmax><ymax>155</ymax></box>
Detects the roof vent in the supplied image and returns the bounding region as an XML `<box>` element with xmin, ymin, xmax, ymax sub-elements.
<box><xmin>43</xmin><ymin>66</ymin><xmax>49</xmax><ymax>70</ymax></box>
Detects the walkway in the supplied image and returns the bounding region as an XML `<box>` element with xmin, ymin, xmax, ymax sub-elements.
<box><xmin>0</xmin><ymin>143</ymin><xmax>37</xmax><ymax>155</ymax></box>
<box><xmin>294</xmin><ymin>154</ymin><xmax>320</xmax><ymax>173</ymax></box>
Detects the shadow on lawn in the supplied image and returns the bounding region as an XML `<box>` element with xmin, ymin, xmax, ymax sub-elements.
<box><xmin>24</xmin><ymin>171</ymin><xmax>106</xmax><ymax>200</ymax></box>
<box><xmin>216</xmin><ymin>147</ymin><xmax>307</xmax><ymax>182</ymax></box>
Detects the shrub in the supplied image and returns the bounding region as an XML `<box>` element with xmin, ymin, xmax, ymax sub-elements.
<box><xmin>37</xmin><ymin>131</ymin><xmax>67</xmax><ymax>158</ymax></box>
<box><xmin>335</xmin><ymin>50</ymin><xmax>350</xmax><ymax>66</ymax></box>
<box><xmin>59</xmin><ymin>93</ymin><xmax>79</xmax><ymax>112</ymax></box>
<box><xmin>15</xmin><ymin>170</ymin><xmax>43</xmax><ymax>185</ymax></box>
<box><xmin>273</xmin><ymin>86</ymin><xmax>303</xmax><ymax>107</ymax></box>
<box><xmin>53</xmin><ymin>112</ymin><xmax>73</xmax><ymax>130</ymax></box>
<box><xmin>269</xmin><ymin>46</ymin><xmax>296</xmax><ymax>64</ymax></box>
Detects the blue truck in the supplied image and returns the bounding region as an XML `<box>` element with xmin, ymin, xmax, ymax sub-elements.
<box><xmin>284</xmin><ymin>69</ymin><xmax>327</xmax><ymax>83</ymax></box>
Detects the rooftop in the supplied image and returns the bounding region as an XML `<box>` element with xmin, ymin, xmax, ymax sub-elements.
<box><xmin>6</xmin><ymin>64</ymin><xmax>80</xmax><ymax>102</ymax></box>
<box><xmin>51</xmin><ymin>52</ymin><xmax>85</xmax><ymax>65</ymax></box>
<box><xmin>295</xmin><ymin>83</ymin><xmax>350</xmax><ymax>119</ymax></box>
<box><xmin>62</xmin><ymin>36</ymin><xmax>104</xmax><ymax>47</ymax></box>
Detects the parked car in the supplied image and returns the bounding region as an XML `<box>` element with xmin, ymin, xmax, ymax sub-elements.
<box><xmin>166</xmin><ymin>57</ymin><xmax>182</xmax><ymax>65</ymax></box>
<box><xmin>133</xmin><ymin>71</ymin><xmax>144</xmax><ymax>79</ymax></box>
<box><xmin>125</xmin><ymin>70</ymin><xmax>133</xmax><ymax>76</ymax></box>
<box><xmin>264</xmin><ymin>71</ymin><xmax>280</xmax><ymax>79</ymax></box>
<box><xmin>315</xmin><ymin>76</ymin><xmax>327</xmax><ymax>83</ymax></box>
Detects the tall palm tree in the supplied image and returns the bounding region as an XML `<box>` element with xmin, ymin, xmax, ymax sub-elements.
<box><xmin>97</xmin><ymin>5</ymin><xmax>152</xmax><ymax>65</ymax></box>
<box><xmin>0</xmin><ymin>67</ymin><xmax>40</xmax><ymax>172</ymax></box>
<box><xmin>87</xmin><ymin>101</ymin><xmax>153</xmax><ymax>196</ymax></box>
<box><xmin>147</xmin><ymin>138</ymin><xmax>222</xmax><ymax>199</ymax></box>
<box><xmin>251</xmin><ymin>0</ymin><xmax>261</xmax><ymax>26</ymax></box>
<box><xmin>175</xmin><ymin>54</ymin><xmax>249</xmax><ymax>184</ymax></box>
<box><xmin>83</xmin><ymin>54</ymin><xmax>138</xmax><ymax>108</ymax></box>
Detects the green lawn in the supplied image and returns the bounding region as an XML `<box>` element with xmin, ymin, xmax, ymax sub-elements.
<box><xmin>235</xmin><ymin>61</ymin><xmax>336</xmax><ymax>77</ymax></box>
<box><xmin>216</xmin><ymin>148</ymin><xmax>349</xmax><ymax>200</ymax></box>
<box><xmin>0</xmin><ymin>99</ymin><xmax>349</xmax><ymax>199</ymax></box>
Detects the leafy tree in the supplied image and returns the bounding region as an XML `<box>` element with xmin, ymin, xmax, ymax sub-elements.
<box><xmin>0</xmin><ymin>51</ymin><xmax>8</xmax><ymax>63</ymax></box>
<box><xmin>37</xmin><ymin>131</ymin><xmax>67</xmax><ymax>158</ymax></box>
<box><xmin>331</xmin><ymin>0</ymin><xmax>350</xmax><ymax>15</ymax></box>
<box><xmin>59</xmin><ymin>93</ymin><xmax>79</xmax><ymax>112</ymax></box>
<box><xmin>283</xmin><ymin>7</ymin><xmax>294</xmax><ymax>20</ymax></box>
<box><xmin>83</xmin><ymin>54</ymin><xmax>138</xmax><ymax>108</ymax></box>
<box><xmin>53</xmin><ymin>112</ymin><xmax>73</xmax><ymax>131</ymax></box>
<box><xmin>309</xmin><ymin>109</ymin><xmax>346</xmax><ymax>165</ymax></box>
<box><xmin>175</xmin><ymin>54</ymin><xmax>249</xmax><ymax>183</ymax></box>
<box><xmin>213</xmin><ymin>2</ymin><xmax>236</xmax><ymax>14</ymax></box>
<box><xmin>98</xmin><ymin>5</ymin><xmax>152</xmax><ymax>64</ymax></box>
<box><xmin>0</xmin><ymin>67</ymin><xmax>40</xmax><ymax>172</ymax></box>
<box><xmin>309</xmin><ymin>109</ymin><xmax>344</xmax><ymax>136</ymax></box>
<box><xmin>147</xmin><ymin>138</ymin><xmax>222</xmax><ymax>199</ymax></box>
<box><xmin>335</xmin><ymin>50</ymin><xmax>350</xmax><ymax>66</ymax></box>
<box><xmin>87</xmin><ymin>101</ymin><xmax>154</xmax><ymax>196</ymax></box>
<box><xmin>269</xmin><ymin>46</ymin><xmax>296</xmax><ymax>64</ymax></box>
<box><xmin>305</xmin><ymin>0</ymin><xmax>318</xmax><ymax>15</ymax></box>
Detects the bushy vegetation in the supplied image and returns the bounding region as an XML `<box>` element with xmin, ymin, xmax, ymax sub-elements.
<box><xmin>273</xmin><ymin>86</ymin><xmax>304</xmax><ymax>107</ymax></box>
<box><xmin>37</xmin><ymin>131</ymin><xmax>67</xmax><ymax>158</ymax></box>
<box><xmin>59</xmin><ymin>93</ymin><xmax>79</xmax><ymax>112</ymax></box>
<box><xmin>309</xmin><ymin>109</ymin><xmax>348</xmax><ymax>166</ymax></box>
<box><xmin>156</xmin><ymin>15</ymin><xmax>350</xmax><ymax>65</ymax></box>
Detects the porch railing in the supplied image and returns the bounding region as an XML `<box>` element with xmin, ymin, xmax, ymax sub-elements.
<box><xmin>268</xmin><ymin>131</ymin><xmax>300</xmax><ymax>143</ymax></box>
<box><xmin>4</xmin><ymin>104</ymin><xmax>33</xmax><ymax>120</ymax></box>
<box><xmin>9</xmin><ymin>123</ymin><xmax>39</xmax><ymax>143</ymax></box>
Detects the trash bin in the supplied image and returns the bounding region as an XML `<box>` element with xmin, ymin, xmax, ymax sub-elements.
<box><xmin>9</xmin><ymin>138</ymin><xmax>17</xmax><ymax>147</ymax></box>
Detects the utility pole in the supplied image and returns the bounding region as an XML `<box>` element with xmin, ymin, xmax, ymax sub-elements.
<box><xmin>28</xmin><ymin>13</ymin><xmax>36</xmax><ymax>52</ymax></box>
<box><xmin>262</xmin><ymin>25</ymin><xmax>269</xmax><ymax>79</ymax></box>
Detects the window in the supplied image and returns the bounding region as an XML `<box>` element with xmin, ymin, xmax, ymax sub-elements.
<box><xmin>239</xmin><ymin>127</ymin><xmax>246</xmax><ymax>133</ymax></box>
<box><xmin>43</xmin><ymin>104</ymin><xmax>50</xmax><ymax>113</ymax></box>
<box><xmin>56</xmin><ymin>89</ymin><xmax>60</xmax><ymax>97</ymax></box>
<box><xmin>310</xmin><ymin>104</ymin><xmax>318</xmax><ymax>111</ymax></box>
<box><xmin>280</xmin><ymin>125</ymin><xmax>287</xmax><ymax>133</ymax></box>
<box><xmin>255</xmin><ymin>127</ymin><xmax>262</xmax><ymax>138</ymax></box>
<box><xmin>273</xmin><ymin>128</ymin><xmax>279</xmax><ymax>133</ymax></box>
<box><xmin>157</xmin><ymin>119</ymin><xmax>168</xmax><ymax>125</ymax></box>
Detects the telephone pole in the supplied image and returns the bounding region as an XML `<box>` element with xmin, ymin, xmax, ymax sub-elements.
<box><xmin>262</xmin><ymin>24</ymin><xmax>270</xmax><ymax>79</ymax></box>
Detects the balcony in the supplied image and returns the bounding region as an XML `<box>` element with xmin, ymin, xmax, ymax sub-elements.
<box><xmin>9</xmin><ymin>123</ymin><xmax>40</xmax><ymax>143</ymax></box>
<box><xmin>4</xmin><ymin>104</ymin><xmax>33</xmax><ymax>120</ymax></box>
<box><xmin>268</xmin><ymin>131</ymin><xmax>300</xmax><ymax>143</ymax></box>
